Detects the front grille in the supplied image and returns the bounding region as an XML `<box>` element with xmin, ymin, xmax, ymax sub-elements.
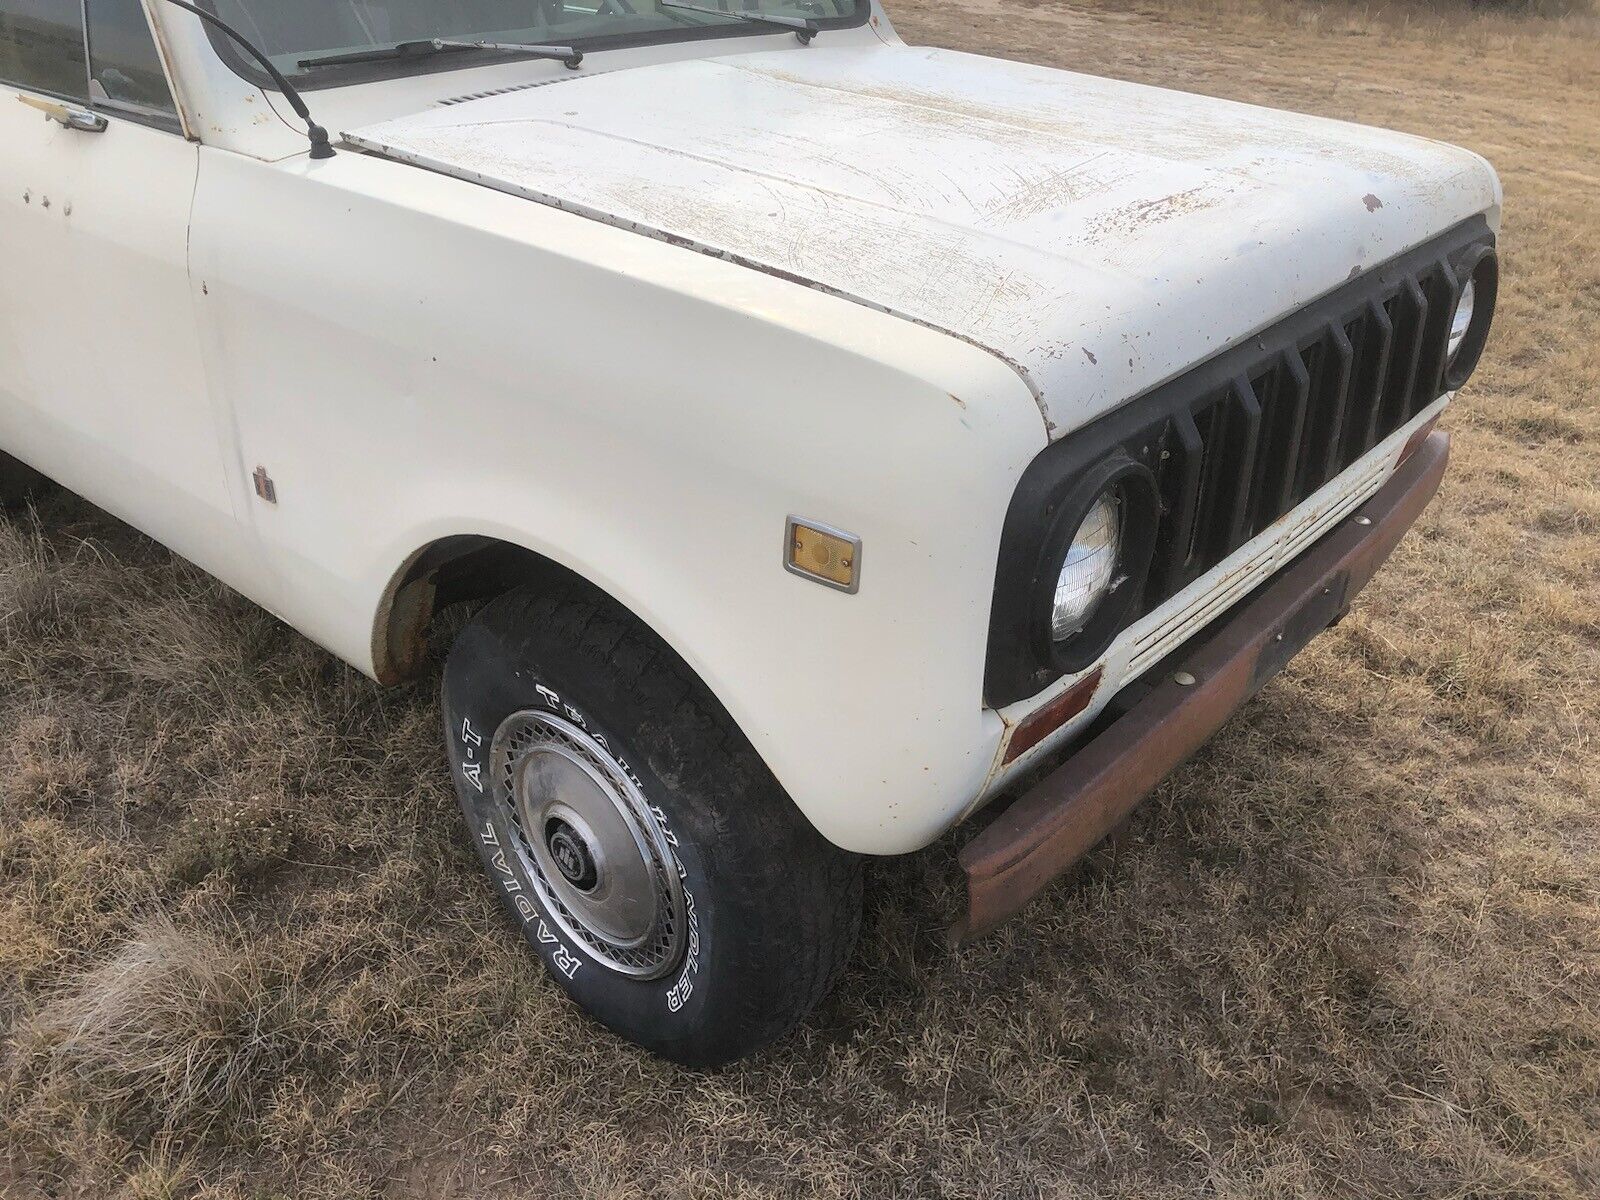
<box><xmin>1134</xmin><ymin>228</ymin><xmax>1475</xmax><ymax>612</ymax></box>
<box><xmin>984</xmin><ymin>218</ymin><xmax>1492</xmax><ymax>707</ymax></box>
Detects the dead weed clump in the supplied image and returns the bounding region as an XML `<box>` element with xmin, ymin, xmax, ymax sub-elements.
<box><xmin>17</xmin><ymin>915</ymin><xmax>299</xmax><ymax>1139</ymax></box>
<box><xmin>161</xmin><ymin>795</ymin><xmax>293</xmax><ymax>888</ymax></box>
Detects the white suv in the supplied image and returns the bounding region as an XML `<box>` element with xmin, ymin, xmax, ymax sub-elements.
<box><xmin>0</xmin><ymin>0</ymin><xmax>1498</xmax><ymax>1064</ymax></box>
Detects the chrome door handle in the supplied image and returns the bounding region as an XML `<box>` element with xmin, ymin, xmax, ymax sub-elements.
<box><xmin>62</xmin><ymin>107</ymin><xmax>109</xmax><ymax>132</ymax></box>
<box><xmin>16</xmin><ymin>93</ymin><xmax>109</xmax><ymax>133</ymax></box>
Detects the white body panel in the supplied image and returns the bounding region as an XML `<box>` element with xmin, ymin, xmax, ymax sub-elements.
<box><xmin>0</xmin><ymin>4</ymin><xmax>1499</xmax><ymax>853</ymax></box>
<box><xmin>0</xmin><ymin>87</ymin><xmax>262</xmax><ymax>586</ymax></box>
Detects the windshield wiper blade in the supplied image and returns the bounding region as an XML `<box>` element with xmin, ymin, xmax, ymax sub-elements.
<box><xmin>658</xmin><ymin>1</ymin><xmax>819</xmax><ymax>44</ymax></box>
<box><xmin>298</xmin><ymin>37</ymin><xmax>582</xmax><ymax>72</ymax></box>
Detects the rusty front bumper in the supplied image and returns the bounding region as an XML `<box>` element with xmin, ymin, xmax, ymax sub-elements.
<box><xmin>953</xmin><ymin>431</ymin><xmax>1451</xmax><ymax>942</ymax></box>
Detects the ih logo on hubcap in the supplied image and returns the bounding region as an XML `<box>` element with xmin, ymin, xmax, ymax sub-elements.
<box><xmin>547</xmin><ymin>821</ymin><xmax>598</xmax><ymax>891</ymax></box>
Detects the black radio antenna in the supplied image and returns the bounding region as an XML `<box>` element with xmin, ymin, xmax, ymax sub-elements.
<box><xmin>157</xmin><ymin>0</ymin><xmax>335</xmax><ymax>159</ymax></box>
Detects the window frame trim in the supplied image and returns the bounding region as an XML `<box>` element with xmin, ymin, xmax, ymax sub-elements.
<box><xmin>91</xmin><ymin>87</ymin><xmax>185</xmax><ymax>133</ymax></box>
<box><xmin>82</xmin><ymin>0</ymin><xmax>193</xmax><ymax>138</ymax></box>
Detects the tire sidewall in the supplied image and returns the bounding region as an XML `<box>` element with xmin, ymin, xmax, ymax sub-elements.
<box><xmin>442</xmin><ymin>624</ymin><xmax>717</xmax><ymax>1057</ymax></box>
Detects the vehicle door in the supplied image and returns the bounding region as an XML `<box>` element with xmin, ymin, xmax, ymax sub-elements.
<box><xmin>0</xmin><ymin>0</ymin><xmax>244</xmax><ymax>577</ymax></box>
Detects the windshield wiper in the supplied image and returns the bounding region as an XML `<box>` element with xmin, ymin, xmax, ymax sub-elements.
<box><xmin>298</xmin><ymin>38</ymin><xmax>582</xmax><ymax>72</ymax></box>
<box><xmin>658</xmin><ymin>1</ymin><xmax>819</xmax><ymax>44</ymax></box>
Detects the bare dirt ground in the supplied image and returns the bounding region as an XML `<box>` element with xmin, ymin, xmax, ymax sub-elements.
<box><xmin>2</xmin><ymin>3</ymin><xmax>1597</xmax><ymax>1198</ymax></box>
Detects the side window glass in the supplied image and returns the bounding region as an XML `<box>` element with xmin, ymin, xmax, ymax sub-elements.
<box><xmin>0</xmin><ymin>0</ymin><xmax>88</xmax><ymax>100</ymax></box>
<box><xmin>87</xmin><ymin>0</ymin><xmax>179</xmax><ymax>122</ymax></box>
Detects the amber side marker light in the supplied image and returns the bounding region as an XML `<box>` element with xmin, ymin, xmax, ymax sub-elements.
<box><xmin>1004</xmin><ymin>666</ymin><xmax>1104</xmax><ymax>765</ymax></box>
<box><xmin>785</xmin><ymin>517</ymin><xmax>861</xmax><ymax>593</ymax></box>
<box><xmin>1398</xmin><ymin>414</ymin><xmax>1441</xmax><ymax>467</ymax></box>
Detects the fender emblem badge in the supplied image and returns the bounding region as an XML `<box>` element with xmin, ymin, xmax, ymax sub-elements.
<box><xmin>252</xmin><ymin>466</ymin><xmax>278</xmax><ymax>504</ymax></box>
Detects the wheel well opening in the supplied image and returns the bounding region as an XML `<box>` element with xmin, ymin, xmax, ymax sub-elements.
<box><xmin>373</xmin><ymin>536</ymin><xmax>586</xmax><ymax>685</ymax></box>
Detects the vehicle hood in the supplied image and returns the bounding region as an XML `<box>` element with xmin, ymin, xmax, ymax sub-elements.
<box><xmin>345</xmin><ymin>44</ymin><xmax>1499</xmax><ymax>438</ymax></box>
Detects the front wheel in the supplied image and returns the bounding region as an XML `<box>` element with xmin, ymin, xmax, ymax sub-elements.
<box><xmin>441</xmin><ymin>584</ymin><xmax>862</xmax><ymax>1066</ymax></box>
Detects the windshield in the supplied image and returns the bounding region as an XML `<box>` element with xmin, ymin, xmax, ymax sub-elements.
<box><xmin>205</xmin><ymin>0</ymin><xmax>866</xmax><ymax>85</ymax></box>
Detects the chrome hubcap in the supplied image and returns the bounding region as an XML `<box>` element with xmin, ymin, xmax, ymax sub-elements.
<box><xmin>490</xmin><ymin>710</ymin><xmax>686</xmax><ymax>979</ymax></box>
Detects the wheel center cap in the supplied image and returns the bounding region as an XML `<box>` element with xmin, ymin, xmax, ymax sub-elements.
<box><xmin>546</xmin><ymin>819</ymin><xmax>599</xmax><ymax>891</ymax></box>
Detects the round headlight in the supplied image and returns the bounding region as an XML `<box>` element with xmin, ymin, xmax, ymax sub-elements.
<box><xmin>1051</xmin><ymin>489</ymin><xmax>1122</xmax><ymax>641</ymax></box>
<box><xmin>1447</xmin><ymin>277</ymin><xmax>1476</xmax><ymax>366</ymax></box>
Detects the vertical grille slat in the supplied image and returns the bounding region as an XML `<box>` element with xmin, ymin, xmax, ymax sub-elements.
<box><xmin>1278</xmin><ymin>350</ymin><xmax>1313</xmax><ymax>512</ymax></box>
<box><xmin>1292</xmin><ymin>337</ymin><xmax>1327</xmax><ymax>505</ymax></box>
<box><xmin>1218</xmin><ymin>375</ymin><xmax>1263</xmax><ymax>554</ymax></box>
<box><xmin>1343</xmin><ymin>297</ymin><xmax>1394</xmax><ymax>462</ymax></box>
<box><xmin>1243</xmin><ymin>365</ymin><xmax>1278</xmax><ymax>538</ymax></box>
<box><xmin>1381</xmin><ymin>277</ymin><xmax>1429</xmax><ymax>437</ymax></box>
<box><xmin>1188</xmin><ymin>392</ymin><xmax>1234</xmax><ymax>570</ymax></box>
<box><xmin>1150</xmin><ymin>409</ymin><xmax>1204</xmax><ymax>598</ymax></box>
<box><xmin>1412</xmin><ymin>260</ymin><xmax>1458</xmax><ymax>415</ymax></box>
<box><xmin>1310</xmin><ymin>322</ymin><xmax>1355</xmax><ymax>492</ymax></box>
<box><xmin>1250</xmin><ymin>350</ymin><xmax>1310</xmax><ymax>534</ymax></box>
<box><xmin>1244</xmin><ymin>365</ymin><xmax>1279</xmax><ymax>537</ymax></box>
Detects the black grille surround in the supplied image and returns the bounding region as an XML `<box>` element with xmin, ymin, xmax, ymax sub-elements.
<box><xmin>986</xmin><ymin>217</ymin><xmax>1496</xmax><ymax>708</ymax></box>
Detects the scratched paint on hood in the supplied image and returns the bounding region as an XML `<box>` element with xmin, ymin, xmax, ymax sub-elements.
<box><xmin>345</xmin><ymin>44</ymin><xmax>1499</xmax><ymax>438</ymax></box>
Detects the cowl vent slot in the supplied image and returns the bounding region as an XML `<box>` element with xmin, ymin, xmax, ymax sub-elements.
<box><xmin>436</xmin><ymin>72</ymin><xmax>602</xmax><ymax>107</ymax></box>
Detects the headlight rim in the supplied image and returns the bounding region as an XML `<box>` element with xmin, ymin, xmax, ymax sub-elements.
<box><xmin>1028</xmin><ymin>454</ymin><xmax>1160</xmax><ymax>674</ymax></box>
<box><xmin>1442</xmin><ymin>243</ymin><xmax>1497</xmax><ymax>392</ymax></box>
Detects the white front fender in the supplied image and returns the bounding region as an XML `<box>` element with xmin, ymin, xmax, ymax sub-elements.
<box><xmin>189</xmin><ymin>147</ymin><xmax>1046</xmax><ymax>854</ymax></box>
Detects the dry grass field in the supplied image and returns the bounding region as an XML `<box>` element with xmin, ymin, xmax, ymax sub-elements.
<box><xmin>3</xmin><ymin>3</ymin><xmax>1597</xmax><ymax>1197</ymax></box>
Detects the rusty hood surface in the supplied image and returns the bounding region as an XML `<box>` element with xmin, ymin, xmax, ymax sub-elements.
<box><xmin>344</xmin><ymin>44</ymin><xmax>1499</xmax><ymax>437</ymax></box>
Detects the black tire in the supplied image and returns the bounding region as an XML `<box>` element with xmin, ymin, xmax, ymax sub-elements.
<box><xmin>0</xmin><ymin>450</ymin><xmax>51</xmax><ymax>509</ymax></box>
<box><xmin>441</xmin><ymin>583</ymin><xmax>862</xmax><ymax>1066</ymax></box>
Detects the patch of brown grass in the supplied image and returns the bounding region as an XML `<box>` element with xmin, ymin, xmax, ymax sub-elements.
<box><xmin>18</xmin><ymin>916</ymin><xmax>298</xmax><ymax>1137</ymax></box>
<box><xmin>2</xmin><ymin>3</ymin><xmax>1597</xmax><ymax>1197</ymax></box>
